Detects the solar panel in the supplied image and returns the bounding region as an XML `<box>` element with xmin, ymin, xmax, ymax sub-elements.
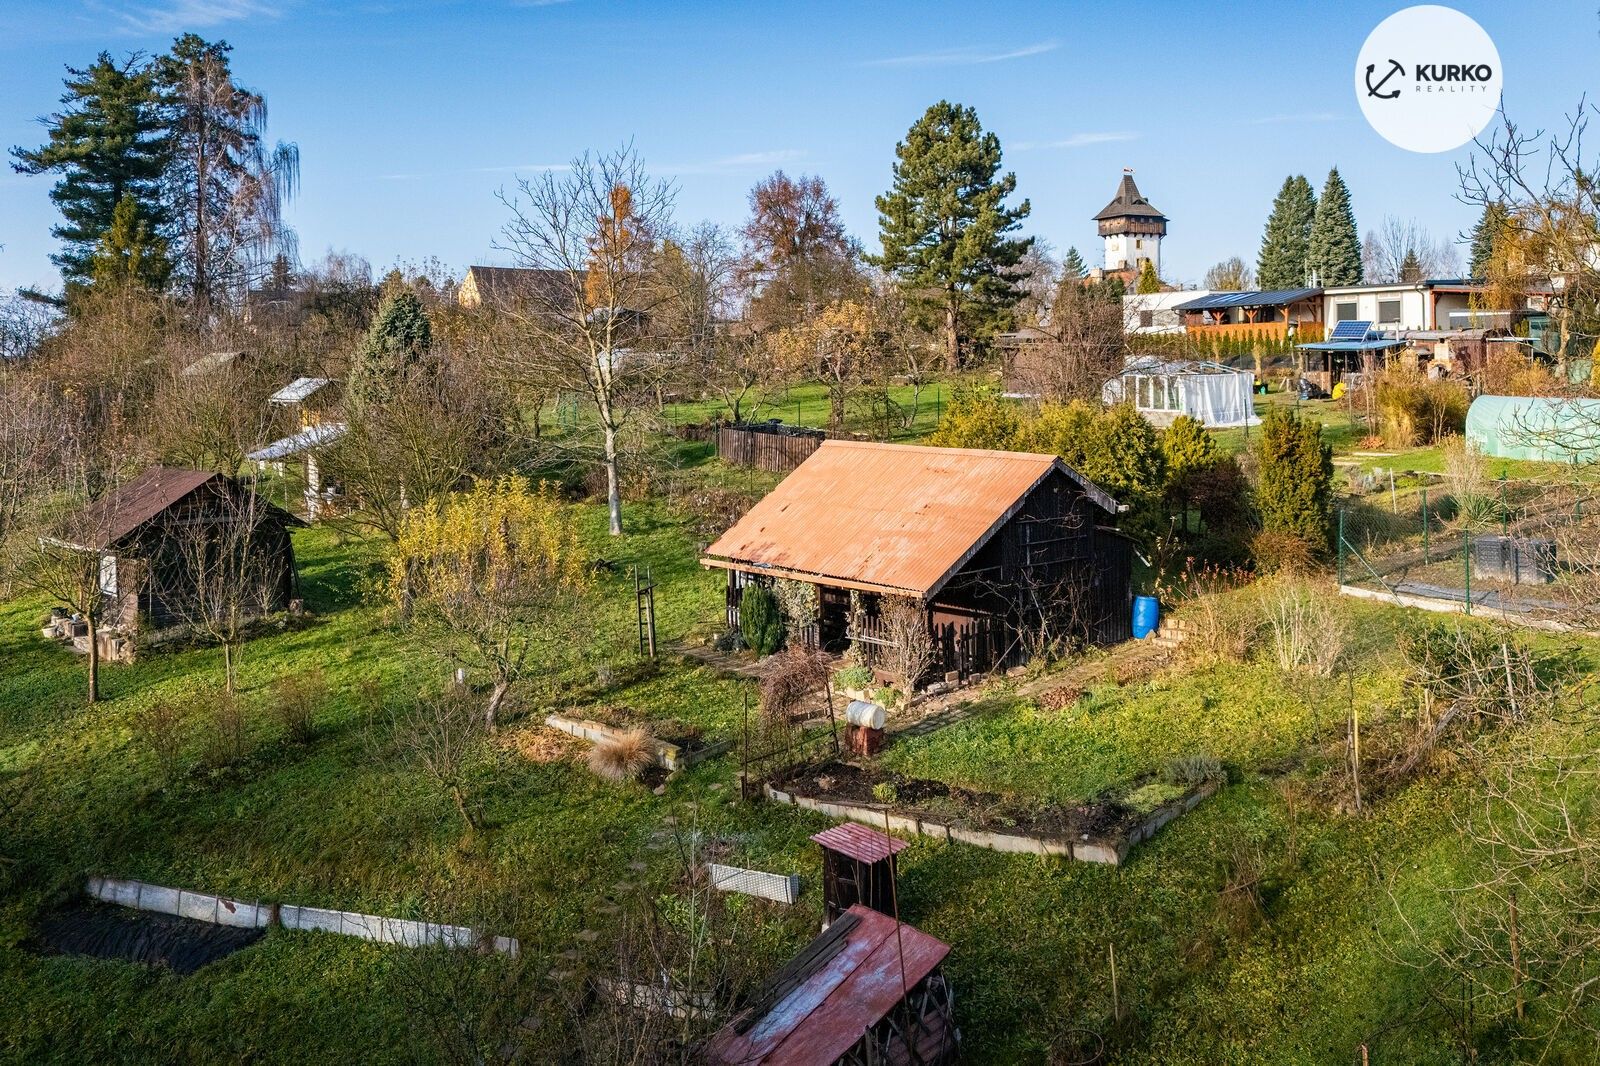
<box><xmin>1329</xmin><ymin>320</ymin><xmax>1372</xmax><ymax>341</ymax></box>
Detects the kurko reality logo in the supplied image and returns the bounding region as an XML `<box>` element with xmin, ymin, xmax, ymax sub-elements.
<box><xmin>1356</xmin><ymin>5</ymin><xmax>1503</xmax><ymax>152</ymax></box>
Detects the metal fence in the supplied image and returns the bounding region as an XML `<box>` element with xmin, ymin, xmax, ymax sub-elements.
<box><xmin>1335</xmin><ymin>467</ymin><xmax>1600</xmax><ymax>624</ymax></box>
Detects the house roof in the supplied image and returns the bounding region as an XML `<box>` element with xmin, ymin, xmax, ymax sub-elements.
<box><xmin>1093</xmin><ymin>171</ymin><xmax>1166</xmax><ymax>222</ymax></box>
<box><xmin>67</xmin><ymin>466</ymin><xmax>302</xmax><ymax>551</ymax></box>
<box><xmin>462</xmin><ymin>265</ymin><xmax>580</xmax><ymax>308</ymax></box>
<box><xmin>701</xmin><ymin>441</ymin><xmax>1119</xmax><ymax>599</ymax></box>
<box><xmin>180</xmin><ymin>351</ymin><xmax>246</xmax><ymax>378</ymax></box>
<box><xmin>705</xmin><ymin>905</ymin><xmax>951</xmax><ymax>1066</ymax></box>
<box><xmin>812</xmin><ymin>823</ymin><xmax>909</xmax><ymax>864</ymax></box>
<box><xmin>1174</xmin><ymin>288</ymin><xmax>1322</xmax><ymax>312</ymax></box>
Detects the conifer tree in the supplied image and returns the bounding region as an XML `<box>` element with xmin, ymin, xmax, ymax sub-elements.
<box><xmin>1307</xmin><ymin>168</ymin><xmax>1362</xmax><ymax>286</ymax></box>
<box><xmin>89</xmin><ymin>192</ymin><xmax>172</xmax><ymax>292</ymax></box>
<box><xmin>1469</xmin><ymin>202</ymin><xmax>1510</xmax><ymax>277</ymax></box>
<box><xmin>1255</xmin><ymin>407</ymin><xmax>1332</xmax><ymax>550</ymax></box>
<box><xmin>11</xmin><ymin>53</ymin><xmax>171</xmax><ymax>286</ymax></box>
<box><xmin>1136</xmin><ymin>259</ymin><xmax>1161</xmax><ymax>293</ymax></box>
<box><xmin>1400</xmin><ymin>249</ymin><xmax>1423</xmax><ymax>283</ymax></box>
<box><xmin>873</xmin><ymin>100</ymin><xmax>1031</xmax><ymax>370</ymax></box>
<box><xmin>349</xmin><ymin>290</ymin><xmax>433</xmax><ymax>409</ymax></box>
<box><xmin>1256</xmin><ymin>175</ymin><xmax>1317</xmax><ymax>289</ymax></box>
<box><xmin>1061</xmin><ymin>246</ymin><xmax>1087</xmax><ymax>281</ymax></box>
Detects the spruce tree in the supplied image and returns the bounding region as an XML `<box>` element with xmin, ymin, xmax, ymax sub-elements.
<box><xmin>1469</xmin><ymin>202</ymin><xmax>1509</xmax><ymax>277</ymax></box>
<box><xmin>873</xmin><ymin>101</ymin><xmax>1031</xmax><ymax>370</ymax></box>
<box><xmin>11</xmin><ymin>53</ymin><xmax>171</xmax><ymax>286</ymax></box>
<box><xmin>349</xmin><ymin>290</ymin><xmax>433</xmax><ymax>409</ymax></box>
<box><xmin>1307</xmin><ymin>168</ymin><xmax>1362</xmax><ymax>286</ymax></box>
<box><xmin>1399</xmin><ymin>249</ymin><xmax>1423</xmax><ymax>283</ymax></box>
<box><xmin>1256</xmin><ymin>175</ymin><xmax>1317</xmax><ymax>290</ymax></box>
<box><xmin>1254</xmin><ymin>407</ymin><xmax>1332</xmax><ymax>550</ymax></box>
<box><xmin>89</xmin><ymin>193</ymin><xmax>172</xmax><ymax>292</ymax></box>
<box><xmin>1061</xmin><ymin>246</ymin><xmax>1087</xmax><ymax>281</ymax></box>
<box><xmin>1136</xmin><ymin>259</ymin><xmax>1161</xmax><ymax>293</ymax></box>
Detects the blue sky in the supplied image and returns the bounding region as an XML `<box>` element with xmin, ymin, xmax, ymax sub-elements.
<box><xmin>1</xmin><ymin>0</ymin><xmax>1596</xmax><ymax>293</ymax></box>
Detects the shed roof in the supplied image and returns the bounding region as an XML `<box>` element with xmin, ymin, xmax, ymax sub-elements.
<box><xmin>246</xmin><ymin>421</ymin><xmax>349</xmax><ymax>461</ymax></box>
<box><xmin>811</xmin><ymin>823</ymin><xmax>909</xmax><ymax>864</ymax></box>
<box><xmin>65</xmin><ymin>466</ymin><xmax>303</xmax><ymax>551</ymax></box>
<box><xmin>267</xmin><ymin>377</ymin><xmax>332</xmax><ymax>405</ymax></box>
<box><xmin>1174</xmin><ymin>288</ymin><xmax>1322</xmax><ymax>312</ymax></box>
<box><xmin>701</xmin><ymin>441</ymin><xmax>1119</xmax><ymax>598</ymax></box>
<box><xmin>705</xmin><ymin>906</ymin><xmax>950</xmax><ymax>1066</ymax></box>
<box><xmin>463</xmin><ymin>265</ymin><xmax>580</xmax><ymax>308</ymax></box>
<box><xmin>71</xmin><ymin>467</ymin><xmax>221</xmax><ymax>550</ymax></box>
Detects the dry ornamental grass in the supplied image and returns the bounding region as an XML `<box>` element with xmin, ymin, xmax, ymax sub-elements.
<box><xmin>586</xmin><ymin>726</ymin><xmax>656</xmax><ymax>782</ymax></box>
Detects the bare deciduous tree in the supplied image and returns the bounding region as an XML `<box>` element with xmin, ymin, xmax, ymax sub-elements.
<box><xmin>493</xmin><ymin>146</ymin><xmax>681</xmax><ymax>536</ymax></box>
<box><xmin>1361</xmin><ymin>216</ymin><xmax>1462</xmax><ymax>284</ymax></box>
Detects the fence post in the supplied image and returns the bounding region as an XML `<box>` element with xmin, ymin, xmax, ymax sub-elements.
<box><xmin>1420</xmin><ymin>488</ymin><xmax>1430</xmax><ymax>564</ymax></box>
<box><xmin>1464</xmin><ymin>523</ymin><xmax>1472</xmax><ymax>616</ymax></box>
<box><xmin>1336</xmin><ymin>509</ymin><xmax>1346</xmax><ymax>587</ymax></box>
<box><xmin>1500</xmin><ymin>475</ymin><xmax>1509</xmax><ymax>538</ymax></box>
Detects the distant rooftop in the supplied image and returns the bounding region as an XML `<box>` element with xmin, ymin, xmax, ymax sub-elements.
<box><xmin>1093</xmin><ymin>170</ymin><xmax>1167</xmax><ymax>223</ymax></box>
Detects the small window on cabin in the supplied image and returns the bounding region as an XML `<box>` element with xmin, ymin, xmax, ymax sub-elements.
<box><xmin>99</xmin><ymin>555</ymin><xmax>117</xmax><ymax>597</ymax></box>
<box><xmin>1336</xmin><ymin>301</ymin><xmax>1358</xmax><ymax>322</ymax></box>
<box><xmin>1378</xmin><ymin>299</ymin><xmax>1402</xmax><ymax>324</ymax></box>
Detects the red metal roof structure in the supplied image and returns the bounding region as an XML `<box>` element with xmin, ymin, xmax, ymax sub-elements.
<box><xmin>701</xmin><ymin>441</ymin><xmax>1119</xmax><ymax>599</ymax></box>
<box><xmin>73</xmin><ymin>467</ymin><xmax>223</xmax><ymax>549</ymax></box>
<box><xmin>811</xmin><ymin>823</ymin><xmax>909</xmax><ymax>865</ymax></box>
<box><xmin>705</xmin><ymin>905</ymin><xmax>952</xmax><ymax>1066</ymax></box>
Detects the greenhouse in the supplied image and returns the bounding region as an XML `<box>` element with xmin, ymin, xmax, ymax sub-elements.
<box><xmin>1102</xmin><ymin>356</ymin><xmax>1258</xmax><ymax>428</ymax></box>
<box><xmin>1465</xmin><ymin>395</ymin><xmax>1600</xmax><ymax>463</ymax></box>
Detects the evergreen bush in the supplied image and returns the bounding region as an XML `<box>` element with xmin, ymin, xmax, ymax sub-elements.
<box><xmin>739</xmin><ymin>584</ymin><xmax>784</xmax><ymax>656</ymax></box>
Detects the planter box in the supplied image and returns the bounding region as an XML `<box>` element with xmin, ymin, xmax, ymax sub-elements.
<box><xmin>764</xmin><ymin>779</ymin><xmax>1218</xmax><ymax>868</ymax></box>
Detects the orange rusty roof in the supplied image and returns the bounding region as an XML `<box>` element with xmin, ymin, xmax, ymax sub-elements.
<box><xmin>701</xmin><ymin>440</ymin><xmax>1118</xmax><ymax>599</ymax></box>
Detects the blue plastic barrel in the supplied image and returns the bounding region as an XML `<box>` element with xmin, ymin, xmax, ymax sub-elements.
<box><xmin>1131</xmin><ymin>595</ymin><xmax>1160</xmax><ymax>639</ymax></box>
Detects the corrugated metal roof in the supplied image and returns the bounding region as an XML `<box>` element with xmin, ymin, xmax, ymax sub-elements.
<box><xmin>811</xmin><ymin>823</ymin><xmax>909</xmax><ymax>864</ymax></box>
<box><xmin>1296</xmin><ymin>338</ymin><xmax>1405</xmax><ymax>352</ymax></box>
<box><xmin>705</xmin><ymin>905</ymin><xmax>950</xmax><ymax>1066</ymax></box>
<box><xmin>1173</xmin><ymin>288</ymin><xmax>1322</xmax><ymax>312</ymax></box>
<box><xmin>268</xmin><ymin>377</ymin><xmax>332</xmax><ymax>405</ymax></box>
<box><xmin>75</xmin><ymin>467</ymin><xmax>220</xmax><ymax>549</ymax></box>
<box><xmin>246</xmin><ymin>421</ymin><xmax>348</xmax><ymax>461</ymax></box>
<box><xmin>701</xmin><ymin>441</ymin><xmax>1119</xmax><ymax>599</ymax></box>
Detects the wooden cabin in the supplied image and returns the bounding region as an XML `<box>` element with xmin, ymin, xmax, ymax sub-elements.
<box><xmin>58</xmin><ymin>466</ymin><xmax>303</xmax><ymax>635</ymax></box>
<box><xmin>701</xmin><ymin>441</ymin><xmax>1133</xmax><ymax>682</ymax></box>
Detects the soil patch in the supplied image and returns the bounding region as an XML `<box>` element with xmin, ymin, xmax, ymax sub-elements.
<box><xmin>33</xmin><ymin>901</ymin><xmax>265</xmax><ymax>975</ymax></box>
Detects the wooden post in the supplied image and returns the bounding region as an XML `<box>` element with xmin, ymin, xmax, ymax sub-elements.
<box><xmin>1109</xmin><ymin>942</ymin><xmax>1121</xmax><ymax>1022</ymax></box>
<box><xmin>1509</xmin><ymin>888</ymin><xmax>1525</xmax><ymax>1022</ymax></box>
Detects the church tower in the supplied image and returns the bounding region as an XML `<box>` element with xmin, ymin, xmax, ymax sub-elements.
<box><xmin>1094</xmin><ymin>169</ymin><xmax>1167</xmax><ymax>278</ymax></box>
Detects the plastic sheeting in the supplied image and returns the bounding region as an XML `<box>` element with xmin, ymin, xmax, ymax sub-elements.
<box><xmin>1466</xmin><ymin>395</ymin><xmax>1600</xmax><ymax>463</ymax></box>
<box><xmin>1103</xmin><ymin>359</ymin><xmax>1258</xmax><ymax>428</ymax></box>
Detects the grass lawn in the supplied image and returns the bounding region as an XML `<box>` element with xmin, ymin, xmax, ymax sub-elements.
<box><xmin>663</xmin><ymin>379</ymin><xmax>959</xmax><ymax>441</ymax></box>
<box><xmin>2</xmin><ymin>457</ymin><xmax>1595</xmax><ymax>1062</ymax></box>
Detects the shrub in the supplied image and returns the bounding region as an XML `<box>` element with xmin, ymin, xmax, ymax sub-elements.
<box><xmin>739</xmin><ymin>584</ymin><xmax>783</xmax><ymax>656</ymax></box>
<box><xmin>835</xmin><ymin>664</ymin><xmax>872</xmax><ymax>691</ymax></box>
<box><xmin>1160</xmin><ymin>754</ymin><xmax>1226</xmax><ymax>787</ymax></box>
<box><xmin>1372</xmin><ymin>369</ymin><xmax>1468</xmax><ymax>447</ymax></box>
<box><xmin>141</xmin><ymin>699</ymin><xmax>187</xmax><ymax>781</ymax></box>
<box><xmin>586</xmin><ymin>727</ymin><xmax>656</xmax><ymax>783</ymax></box>
<box><xmin>1249</xmin><ymin>530</ymin><xmax>1319</xmax><ymax>574</ymax></box>
<box><xmin>201</xmin><ymin>688</ymin><xmax>249</xmax><ymax>769</ymax></box>
<box><xmin>871</xmin><ymin>782</ymin><xmax>898</xmax><ymax>804</ymax></box>
<box><xmin>1256</xmin><ymin>576</ymin><xmax>1346</xmax><ymax>676</ymax></box>
<box><xmin>271</xmin><ymin>666</ymin><xmax>326</xmax><ymax>745</ymax></box>
<box><xmin>926</xmin><ymin>385</ymin><xmax>1021</xmax><ymax>450</ymax></box>
<box><xmin>1254</xmin><ymin>407</ymin><xmax>1333</xmax><ymax>552</ymax></box>
<box><xmin>771</xmin><ymin>579</ymin><xmax>819</xmax><ymax>647</ymax></box>
<box><xmin>760</xmin><ymin>648</ymin><xmax>831</xmax><ymax>724</ymax></box>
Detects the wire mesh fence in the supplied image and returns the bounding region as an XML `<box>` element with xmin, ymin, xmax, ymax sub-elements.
<box><xmin>1335</xmin><ymin>466</ymin><xmax>1600</xmax><ymax>627</ymax></box>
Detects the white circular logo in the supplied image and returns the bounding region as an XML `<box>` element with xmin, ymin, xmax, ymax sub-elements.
<box><xmin>1355</xmin><ymin>5</ymin><xmax>1503</xmax><ymax>153</ymax></box>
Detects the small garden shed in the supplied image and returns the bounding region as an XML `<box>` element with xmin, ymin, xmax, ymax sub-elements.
<box><xmin>701</xmin><ymin>441</ymin><xmax>1132</xmax><ymax>681</ymax></box>
<box><xmin>59</xmin><ymin>466</ymin><xmax>303</xmax><ymax>633</ymax></box>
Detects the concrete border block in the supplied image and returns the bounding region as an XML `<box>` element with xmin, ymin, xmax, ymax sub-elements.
<box><xmin>138</xmin><ymin>883</ymin><xmax>181</xmax><ymax>916</ymax></box>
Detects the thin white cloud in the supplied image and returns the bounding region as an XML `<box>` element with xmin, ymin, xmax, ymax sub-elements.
<box><xmin>379</xmin><ymin>162</ymin><xmax>571</xmax><ymax>181</ymax></box>
<box><xmin>865</xmin><ymin>39</ymin><xmax>1059</xmax><ymax>68</ymax></box>
<box><xmin>660</xmin><ymin>149</ymin><xmax>805</xmax><ymax>175</ymax></box>
<box><xmin>94</xmin><ymin>0</ymin><xmax>281</xmax><ymax>33</ymax></box>
<box><xmin>1244</xmin><ymin>112</ymin><xmax>1345</xmax><ymax>125</ymax></box>
<box><xmin>1012</xmin><ymin>131</ymin><xmax>1140</xmax><ymax>151</ymax></box>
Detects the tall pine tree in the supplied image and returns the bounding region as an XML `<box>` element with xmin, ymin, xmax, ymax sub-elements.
<box><xmin>11</xmin><ymin>53</ymin><xmax>171</xmax><ymax>287</ymax></box>
<box><xmin>1256</xmin><ymin>175</ymin><xmax>1317</xmax><ymax>290</ymax></box>
<box><xmin>1306</xmin><ymin>168</ymin><xmax>1362</xmax><ymax>286</ymax></box>
<box><xmin>873</xmin><ymin>101</ymin><xmax>1031</xmax><ymax>370</ymax></box>
<box><xmin>1469</xmin><ymin>202</ymin><xmax>1510</xmax><ymax>278</ymax></box>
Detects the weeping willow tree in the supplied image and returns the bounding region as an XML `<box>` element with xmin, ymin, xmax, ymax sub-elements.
<box><xmin>157</xmin><ymin>34</ymin><xmax>299</xmax><ymax>310</ymax></box>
